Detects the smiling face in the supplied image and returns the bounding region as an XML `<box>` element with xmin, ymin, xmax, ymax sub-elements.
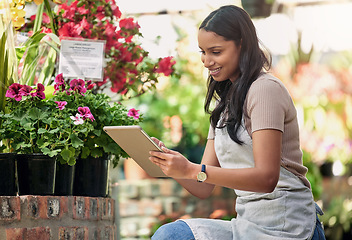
<box><xmin>198</xmin><ymin>29</ymin><xmax>241</xmax><ymax>82</ymax></box>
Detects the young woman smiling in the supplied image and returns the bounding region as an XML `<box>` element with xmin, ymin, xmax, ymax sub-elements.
<box><xmin>149</xmin><ymin>5</ymin><xmax>326</xmax><ymax>240</ymax></box>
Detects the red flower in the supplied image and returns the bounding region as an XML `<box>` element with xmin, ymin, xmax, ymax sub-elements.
<box><xmin>96</xmin><ymin>6</ymin><xmax>106</xmax><ymax>21</ymax></box>
<box><xmin>109</xmin><ymin>0</ymin><xmax>121</xmax><ymax>18</ymax></box>
<box><xmin>80</xmin><ymin>17</ymin><xmax>92</xmax><ymax>37</ymax></box>
<box><xmin>155</xmin><ymin>56</ymin><xmax>176</xmax><ymax>76</ymax></box>
<box><xmin>119</xmin><ymin>18</ymin><xmax>140</xmax><ymax>30</ymax></box>
<box><xmin>86</xmin><ymin>80</ymin><xmax>96</xmax><ymax>90</ymax></box>
<box><xmin>77</xmin><ymin>5</ymin><xmax>89</xmax><ymax>15</ymax></box>
<box><xmin>58</xmin><ymin>22</ymin><xmax>83</xmax><ymax>38</ymax></box>
<box><xmin>30</xmin><ymin>13</ymin><xmax>50</xmax><ymax>24</ymax></box>
<box><xmin>60</xmin><ymin>1</ymin><xmax>78</xmax><ymax>21</ymax></box>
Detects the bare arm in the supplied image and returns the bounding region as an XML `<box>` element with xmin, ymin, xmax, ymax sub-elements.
<box><xmin>174</xmin><ymin>140</ymin><xmax>220</xmax><ymax>199</ymax></box>
<box><xmin>149</xmin><ymin>129</ymin><xmax>281</xmax><ymax>196</ymax></box>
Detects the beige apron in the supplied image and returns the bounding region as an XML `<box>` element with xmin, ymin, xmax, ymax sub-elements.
<box><xmin>181</xmin><ymin>124</ymin><xmax>316</xmax><ymax>239</ymax></box>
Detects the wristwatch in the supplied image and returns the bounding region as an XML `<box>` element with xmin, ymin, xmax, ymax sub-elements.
<box><xmin>197</xmin><ymin>164</ymin><xmax>207</xmax><ymax>182</ymax></box>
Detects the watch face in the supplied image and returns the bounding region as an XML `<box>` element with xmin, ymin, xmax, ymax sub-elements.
<box><xmin>197</xmin><ymin>172</ymin><xmax>207</xmax><ymax>182</ymax></box>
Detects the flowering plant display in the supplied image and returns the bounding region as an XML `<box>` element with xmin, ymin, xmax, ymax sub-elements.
<box><xmin>0</xmin><ymin>73</ymin><xmax>142</xmax><ymax>166</ymax></box>
<box><xmin>19</xmin><ymin>0</ymin><xmax>177</xmax><ymax>99</ymax></box>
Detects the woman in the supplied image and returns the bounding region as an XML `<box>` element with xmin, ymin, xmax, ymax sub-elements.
<box><xmin>149</xmin><ymin>5</ymin><xmax>325</xmax><ymax>240</ymax></box>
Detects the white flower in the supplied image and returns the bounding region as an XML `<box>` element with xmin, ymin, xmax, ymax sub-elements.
<box><xmin>70</xmin><ymin>114</ymin><xmax>84</xmax><ymax>125</ymax></box>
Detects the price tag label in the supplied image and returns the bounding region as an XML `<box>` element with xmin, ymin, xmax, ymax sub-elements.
<box><xmin>59</xmin><ymin>39</ymin><xmax>105</xmax><ymax>81</ymax></box>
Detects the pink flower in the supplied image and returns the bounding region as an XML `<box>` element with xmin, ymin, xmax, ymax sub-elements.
<box><xmin>6</xmin><ymin>83</ymin><xmax>23</xmax><ymax>101</ymax></box>
<box><xmin>69</xmin><ymin>79</ymin><xmax>87</xmax><ymax>95</ymax></box>
<box><xmin>31</xmin><ymin>83</ymin><xmax>45</xmax><ymax>99</ymax></box>
<box><xmin>19</xmin><ymin>85</ymin><xmax>33</xmax><ymax>97</ymax></box>
<box><xmin>78</xmin><ymin>107</ymin><xmax>95</xmax><ymax>121</ymax></box>
<box><xmin>155</xmin><ymin>56</ymin><xmax>176</xmax><ymax>76</ymax></box>
<box><xmin>55</xmin><ymin>101</ymin><xmax>67</xmax><ymax>110</ymax></box>
<box><xmin>54</xmin><ymin>73</ymin><xmax>65</xmax><ymax>94</ymax></box>
<box><xmin>127</xmin><ymin>108</ymin><xmax>140</xmax><ymax>120</ymax></box>
<box><xmin>70</xmin><ymin>114</ymin><xmax>84</xmax><ymax>125</ymax></box>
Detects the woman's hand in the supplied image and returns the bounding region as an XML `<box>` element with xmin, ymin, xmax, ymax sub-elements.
<box><xmin>150</xmin><ymin>137</ymin><xmax>166</xmax><ymax>149</ymax></box>
<box><xmin>149</xmin><ymin>143</ymin><xmax>196</xmax><ymax>179</ymax></box>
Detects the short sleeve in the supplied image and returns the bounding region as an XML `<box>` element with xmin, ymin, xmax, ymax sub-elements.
<box><xmin>246</xmin><ymin>78</ymin><xmax>289</xmax><ymax>133</ymax></box>
<box><xmin>207</xmin><ymin>124</ymin><xmax>215</xmax><ymax>140</ymax></box>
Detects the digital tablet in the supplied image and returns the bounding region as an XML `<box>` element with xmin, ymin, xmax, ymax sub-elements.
<box><xmin>103</xmin><ymin>125</ymin><xmax>167</xmax><ymax>177</ymax></box>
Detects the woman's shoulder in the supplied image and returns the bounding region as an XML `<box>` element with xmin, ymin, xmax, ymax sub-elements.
<box><xmin>248</xmin><ymin>73</ymin><xmax>290</xmax><ymax>97</ymax></box>
<box><xmin>251</xmin><ymin>73</ymin><xmax>285</xmax><ymax>89</ymax></box>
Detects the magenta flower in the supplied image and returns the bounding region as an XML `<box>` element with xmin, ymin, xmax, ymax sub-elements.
<box><xmin>54</xmin><ymin>73</ymin><xmax>65</xmax><ymax>94</ymax></box>
<box><xmin>31</xmin><ymin>83</ymin><xmax>45</xmax><ymax>100</ymax></box>
<box><xmin>78</xmin><ymin>106</ymin><xmax>95</xmax><ymax>121</ymax></box>
<box><xmin>127</xmin><ymin>108</ymin><xmax>140</xmax><ymax>120</ymax></box>
<box><xmin>69</xmin><ymin>79</ymin><xmax>87</xmax><ymax>96</ymax></box>
<box><xmin>6</xmin><ymin>83</ymin><xmax>23</xmax><ymax>101</ymax></box>
<box><xmin>70</xmin><ymin>114</ymin><xmax>84</xmax><ymax>125</ymax></box>
<box><xmin>19</xmin><ymin>85</ymin><xmax>33</xmax><ymax>97</ymax></box>
<box><xmin>55</xmin><ymin>101</ymin><xmax>67</xmax><ymax>110</ymax></box>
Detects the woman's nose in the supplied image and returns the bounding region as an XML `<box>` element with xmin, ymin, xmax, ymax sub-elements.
<box><xmin>201</xmin><ymin>55</ymin><xmax>214</xmax><ymax>68</ymax></box>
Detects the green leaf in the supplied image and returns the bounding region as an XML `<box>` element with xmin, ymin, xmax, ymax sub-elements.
<box><xmin>60</xmin><ymin>148</ymin><xmax>73</xmax><ymax>161</ymax></box>
<box><xmin>38</xmin><ymin>128</ymin><xmax>47</xmax><ymax>134</ymax></box>
<box><xmin>42</xmin><ymin>147</ymin><xmax>59</xmax><ymax>157</ymax></box>
<box><xmin>33</xmin><ymin>3</ymin><xmax>44</xmax><ymax>33</ymax></box>
<box><xmin>81</xmin><ymin>147</ymin><xmax>91</xmax><ymax>159</ymax></box>
<box><xmin>15</xmin><ymin>46</ymin><xmax>26</xmax><ymax>63</ymax></box>
<box><xmin>70</xmin><ymin>134</ymin><xmax>84</xmax><ymax>148</ymax></box>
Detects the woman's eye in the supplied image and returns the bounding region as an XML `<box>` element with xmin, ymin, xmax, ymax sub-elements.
<box><xmin>213</xmin><ymin>51</ymin><xmax>220</xmax><ymax>55</ymax></box>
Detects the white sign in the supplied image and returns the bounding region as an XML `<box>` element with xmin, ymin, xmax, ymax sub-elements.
<box><xmin>59</xmin><ymin>39</ymin><xmax>105</xmax><ymax>81</ymax></box>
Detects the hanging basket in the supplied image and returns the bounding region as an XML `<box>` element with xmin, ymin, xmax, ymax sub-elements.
<box><xmin>73</xmin><ymin>155</ymin><xmax>110</xmax><ymax>197</ymax></box>
<box><xmin>0</xmin><ymin>153</ymin><xmax>17</xmax><ymax>196</ymax></box>
<box><xmin>16</xmin><ymin>153</ymin><xmax>56</xmax><ymax>196</ymax></box>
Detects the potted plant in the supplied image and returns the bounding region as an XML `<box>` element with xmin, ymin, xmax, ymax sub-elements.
<box><xmin>0</xmin><ymin>72</ymin><xmax>143</xmax><ymax>196</ymax></box>
<box><xmin>1</xmin><ymin>0</ymin><xmax>177</xmax><ymax>196</ymax></box>
<box><xmin>0</xmin><ymin>82</ymin><xmax>61</xmax><ymax>195</ymax></box>
<box><xmin>49</xmin><ymin>73</ymin><xmax>143</xmax><ymax>197</ymax></box>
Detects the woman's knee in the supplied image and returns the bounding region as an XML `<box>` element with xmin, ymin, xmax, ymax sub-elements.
<box><xmin>151</xmin><ymin>221</ymin><xmax>194</xmax><ymax>240</ymax></box>
<box><xmin>152</xmin><ymin>223</ymin><xmax>172</xmax><ymax>240</ymax></box>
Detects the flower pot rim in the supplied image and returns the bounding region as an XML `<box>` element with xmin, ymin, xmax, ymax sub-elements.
<box><xmin>16</xmin><ymin>153</ymin><xmax>57</xmax><ymax>161</ymax></box>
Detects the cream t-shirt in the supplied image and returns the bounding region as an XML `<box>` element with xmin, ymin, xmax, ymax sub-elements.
<box><xmin>208</xmin><ymin>73</ymin><xmax>310</xmax><ymax>188</ymax></box>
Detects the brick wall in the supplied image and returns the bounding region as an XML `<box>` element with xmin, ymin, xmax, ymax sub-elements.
<box><xmin>118</xmin><ymin>179</ymin><xmax>236</xmax><ymax>239</ymax></box>
<box><xmin>0</xmin><ymin>196</ymin><xmax>116</xmax><ymax>240</ymax></box>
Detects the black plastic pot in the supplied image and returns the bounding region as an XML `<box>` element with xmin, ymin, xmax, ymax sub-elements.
<box><xmin>55</xmin><ymin>162</ymin><xmax>75</xmax><ymax>196</ymax></box>
<box><xmin>16</xmin><ymin>154</ymin><xmax>56</xmax><ymax>196</ymax></box>
<box><xmin>73</xmin><ymin>155</ymin><xmax>110</xmax><ymax>197</ymax></box>
<box><xmin>0</xmin><ymin>153</ymin><xmax>17</xmax><ymax>196</ymax></box>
